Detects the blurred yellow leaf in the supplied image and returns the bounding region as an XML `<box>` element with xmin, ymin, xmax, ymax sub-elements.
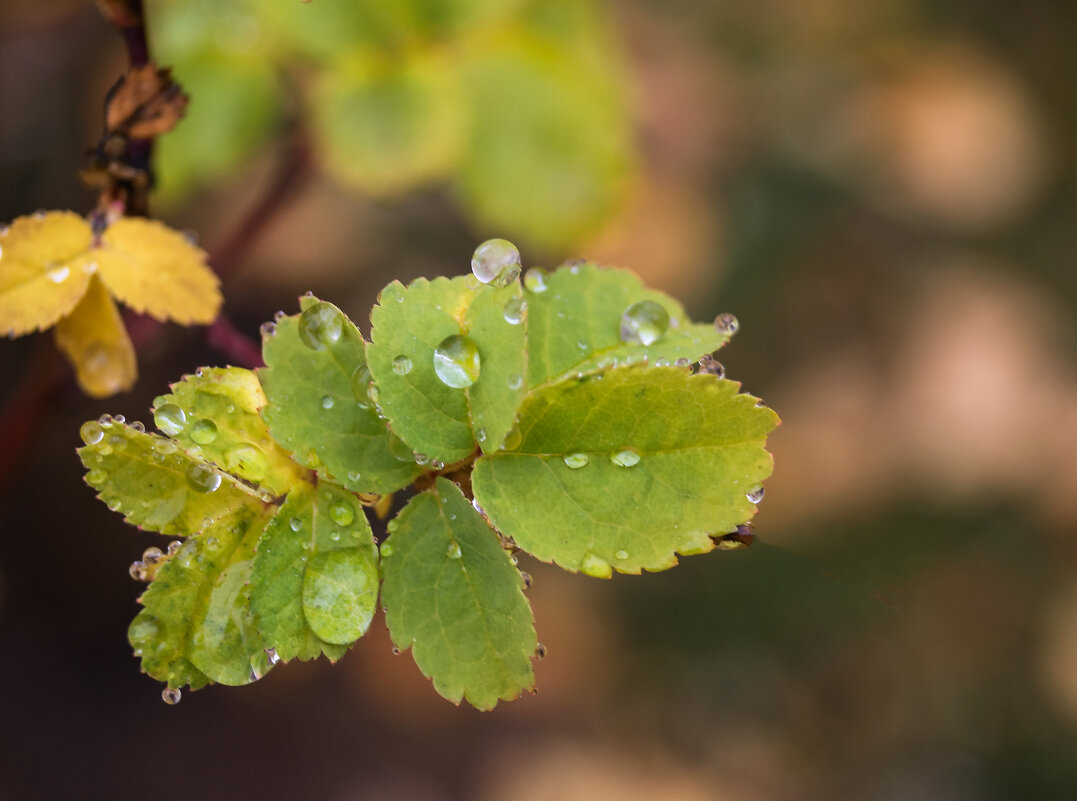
<box><xmin>0</xmin><ymin>211</ymin><xmax>94</xmax><ymax>336</ymax></box>
<box><xmin>97</xmin><ymin>218</ymin><xmax>221</xmax><ymax>325</ymax></box>
<box><xmin>54</xmin><ymin>275</ymin><xmax>137</xmax><ymax>397</ymax></box>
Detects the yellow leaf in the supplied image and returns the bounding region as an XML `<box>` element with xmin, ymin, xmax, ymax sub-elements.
<box><xmin>55</xmin><ymin>275</ymin><xmax>137</xmax><ymax>397</ymax></box>
<box><xmin>96</xmin><ymin>217</ymin><xmax>221</xmax><ymax>325</ymax></box>
<box><xmin>0</xmin><ymin>211</ymin><xmax>94</xmax><ymax>336</ymax></box>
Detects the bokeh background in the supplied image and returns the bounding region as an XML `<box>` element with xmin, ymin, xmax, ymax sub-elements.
<box><xmin>2</xmin><ymin>0</ymin><xmax>1076</xmax><ymax>799</ymax></box>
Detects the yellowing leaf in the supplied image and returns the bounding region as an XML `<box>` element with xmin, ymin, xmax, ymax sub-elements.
<box><xmin>96</xmin><ymin>217</ymin><xmax>221</xmax><ymax>325</ymax></box>
<box><xmin>54</xmin><ymin>276</ymin><xmax>136</xmax><ymax>397</ymax></box>
<box><xmin>0</xmin><ymin>211</ymin><xmax>94</xmax><ymax>336</ymax></box>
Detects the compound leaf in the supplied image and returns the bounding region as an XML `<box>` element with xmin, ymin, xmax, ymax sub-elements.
<box><xmin>153</xmin><ymin>367</ymin><xmax>305</xmax><ymax>496</ymax></box>
<box><xmin>55</xmin><ymin>275</ymin><xmax>137</xmax><ymax>398</ymax></box>
<box><xmin>260</xmin><ymin>296</ymin><xmax>423</xmax><ymax>494</ymax></box>
<box><xmin>251</xmin><ymin>482</ymin><xmax>378</xmax><ymax>662</ymax></box>
<box><xmin>0</xmin><ymin>211</ymin><xmax>93</xmax><ymax>336</ymax></box>
<box><xmin>95</xmin><ymin>217</ymin><xmax>221</xmax><ymax>325</ymax></box>
<box><xmin>129</xmin><ymin>502</ymin><xmax>276</xmax><ymax>688</ymax></box>
<box><xmin>381</xmin><ymin>477</ymin><xmax>536</xmax><ymax>709</ymax></box>
<box><xmin>472</xmin><ymin>367</ymin><xmax>779</xmax><ymax>577</ymax></box>
<box><xmin>79</xmin><ymin>419</ymin><xmax>264</xmax><ymax>537</ymax></box>
<box><xmin>367</xmin><ymin>277</ymin><xmax>527</xmax><ymax>462</ymax></box>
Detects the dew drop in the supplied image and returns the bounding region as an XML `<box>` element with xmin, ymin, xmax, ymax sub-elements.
<box><xmin>523</xmin><ymin>267</ymin><xmax>548</xmax><ymax>293</ymax></box>
<box><xmin>167</xmin><ymin>540</ymin><xmax>182</xmax><ymax>556</ymax></box>
<box><xmin>97</xmin><ymin>414</ymin><xmax>113</xmax><ymax>427</ymax></box>
<box><xmin>502</xmin><ymin>428</ymin><xmax>522</xmax><ymax>451</ymax></box>
<box><xmin>714</xmin><ymin>313</ymin><xmax>739</xmax><ymax>336</ymax></box>
<box><xmin>129</xmin><ymin>561</ymin><xmax>149</xmax><ymax>581</ymax></box>
<box><xmin>130</xmin><ymin>421</ymin><xmax>145</xmax><ymax>433</ymax></box>
<box><xmin>259</xmin><ymin>322</ymin><xmax>276</xmax><ymax>338</ymax></box>
<box><xmin>388</xmin><ymin>433</ymin><xmax>413</xmax><ymax>462</ymax></box>
<box><xmin>79</xmin><ymin>421</ymin><xmax>104</xmax><ymax>445</ymax></box>
<box><xmin>476</xmin><ymin>428</ymin><xmax>488</xmax><ymax>444</ymax></box>
<box><xmin>697</xmin><ymin>354</ymin><xmax>725</xmax><ymax>378</ymax></box>
<box><xmin>330</xmin><ymin>530</ymin><xmax>341</xmax><ymax>542</ymax></box>
<box><xmin>580</xmin><ymin>552</ymin><xmax>611</xmax><ymax>578</ymax></box>
<box><xmin>746</xmin><ymin>487</ymin><xmax>765</xmax><ymax>504</ymax></box>
<box><xmin>320</xmin><ymin>395</ymin><xmax>335</xmax><ymax>410</ymax></box>
<box><xmin>154</xmin><ymin>404</ymin><xmax>187</xmax><ymax>436</ymax></box>
<box><xmin>433</xmin><ymin>334</ymin><xmax>481</xmax><ymax>388</ymax></box>
<box><xmin>143</xmin><ymin>546</ymin><xmax>165</xmax><ymax>564</ymax></box>
<box><xmin>431</xmin><ymin>459</ymin><xmax>445</xmax><ymax>471</ymax></box>
<box><xmin>289</xmin><ymin>517</ymin><xmax>302</xmax><ymax>532</ymax></box>
<box><xmin>46</xmin><ymin>264</ymin><xmax>70</xmax><ymax>284</ymax></box>
<box><xmin>447</xmin><ymin>541</ymin><xmax>462</xmax><ymax>559</ymax></box>
<box><xmin>350</xmin><ymin>365</ymin><xmax>372</xmax><ymax>403</ymax></box>
<box><xmin>655</xmin><ymin>357</ymin><xmax>669</xmax><ymax>367</ymax></box>
<box><xmin>298</xmin><ymin>301</ymin><xmax>343</xmax><ymax>350</ymax></box>
<box><xmin>329</xmin><ymin>502</ymin><xmax>355</xmax><ymax>527</ymax></box>
<box><xmin>186</xmin><ymin>464</ymin><xmax>221</xmax><ymax>493</ymax></box>
<box><xmin>471</xmin><ymin>238</ymin><xmax>521</xmax><ymax>286</ymax></box>
<box><xmin>266</xmin><ymin>648</ymin><xmax>281</xmax><ymax>665</ymax></box>
<box><xmin>414</xmin><ymin>453</ymin><xmax>429</xmax><ymax>466</ymax></box>
<box><xmin>503</xmin><ymin>295</ymin><xmax>526</xmax><ymax>325</ymax></box>
<box><xmin>610</xmin><ymin>448</ymin><xmax>640</xmax><ymax>468</ymax></box>
<box><xmin>563</xmin><ymin>452</ymin><xmax>589</xmax><ymax>469</ymax></box>
<box><xmin>347</xmin><ymin>470</ymin><xmax>361</xmax><ymax>482</ymax></box>
<box><xmin>189</xmin><ymin>419</ymin><xmax>218</xmax><ymax>444</ymax></box>
<box><xmin>534</xmin><ymin>643</ymin><xmax>547</xmax><ymax>660</ymax></box>
<box><xmin>224</xmin><ymin>443</ymin><xmax>267</xmax><ymax>480</ymax></box>
<box><xmin>507</xmin><ymin>373</ymin><xmax>523</xmax><ymax>391</ymax></box>
<box><xmin>161</xmin><ymin>687</ymin><xmax>182</xmax><ymax>705</ymax></box>
<box><xmin>520</xmin><ymin>572</ymin><xmax>532</xmax><ymax>589</ymax></box>
<box><xmin>154</xmin><ymin>439</ymin><xmax>177</xmax><ymax>456</ymax></box>
<box><xmin>380</xmin><ymin>541</ymin><xmax>394</xmax><ymax>557</ymax></box>
<box><xmin>390</xmin><ymin>354</ymin><xmax>413</xmax><ymax>376</ymax></box>
<box><xmin>86</xmin><ymin>468</ymin><xmax>107</xmax><ymax>484</ymax></box>
<box><xmin>675</xmin><ymin>358</ymin><xmax>690</xmax><ymax>367</ymax></box>
<box><xmin>620</xmin><ymin>300</ymin><xmax>670</xmax><ymax>346</ymax></box>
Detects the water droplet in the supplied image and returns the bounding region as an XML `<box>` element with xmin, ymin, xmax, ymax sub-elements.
<box><xmin>330</xmin><ymin>530</ymin><xmax>341</xmax><ymax>542</ymax></box>
<box><xmin>523</xmin><ymin>267</ymin><xmax>549</xmax><ymax>293</ymax></box>
<box><xmin>298</xmin><ymin>301</ymin><xmax>343</xmax><ymax>350</ymax></box>
<box><xmin>320</xmin><ymin>395</ymin><xmax>335</xmax><ymax>410</ymax></box>
<box><xmin>471</xmin><ymin>238</ymin><xmax>521</xmax><ymax>286</ymax></box>
<box><xmin>107</xmin><ymin>433</ymin><xmax>126</xmax><ymax>451</ymax></box>
<box><xmin>130</xmin><ymin>420</ymin><xmax>145</xmax><ymax>433</ymax></box>
<box><xmin>189</xmin><ymin>419</ymin><xmax>218</xmax><ymax>444</ymax></box>
<box><xmin>580</xmin><ymin>552</ymin><xmax>611</xmax><ymax>578</ymax></box>
<box><xmin>391</xmin><ymin>355</ymin><xmax>413</xmax><ymax>376</ymax></box>
<box><xmin>350</xmin><ymin>366</ymin><xmax>372</xmax><ymax>403</ymax></box>
<box><xmin>620</xmin><ymin>300</ymin><xmax>670</xmax><ymax>346</ymax></box>
<box><xmin>563</xmin><ymin>453</ymin><xmax>589</xmax><ymax>469</ymax></box>
<box><xmin>186</xmin><ymin>464</ymin><xmax>221</xmax><ymax>493</ymax></box>
<box><xmin>746</xmin><ymin>487</ymin><xmax>765</xmax><ymax>504</ymax></box>
<box><xmin>167</xmin><ymin>540</ymin><xmax>182</xmax><ymax>556</ymax></box>
<box><xmin>154</xmin><ymin>439</ymin><xmax>177</xmax><ymax>456</ymax></box>
<box><xmin>655</xmin><ymin>357</ymin><xmax>669</xmax><ymax>367</ymax></box>
<box><xmin>507</xmin><ymin>373</ymin><xmax>523</xmax><ymax>391</ymax></box>
<box><xmin>675</xmin><ymin>358</ymin><xmax>690</xmax><ymax>367</ymax></box>
<box><xmin>97</xmin><ymin>414</ymin><xmax>113</xmax><ymax>427</ymax></box>
<box><xmin>534</xmin><ymin>643</ymin><xmax>547</xmax><ymax>660</ymax></box>
<box><xmin>224</xmin><ymin>443</ymin><xmax>267</xmax><ymax>480</ymax></box>
<box><xmin>433</xmin><ymin>334</ymin><xmax>481</xmax><ymax>389</ymax></box>
<box><xmin>259</xmin><ymin>321</ymin><xmax>276</xmax><ymax>338</ymax></box>
<box><xmin>289</xmin><ymin>517</ymin><xmax>302</xmax><ymax>532</ymax></box>
<box><xmin>697</xmin><ymin>354</ymin><xmax>725</xmax><ymax>378</ymax></box>
<box><xmin>502</xmin><ymin>428</ymin><xmax>523</xmax><ymax>451</ymax></box>
<box><xmin>329</xmin><ymin>502</ymin><xmax>355</xmax><ymax>527</ymax></box>
<box><xmin>476</xmin><ymin>428</ymin><xmax>488</xmax><ymax>445</ymax></box>
<box><xmin>414</xmin><ymin>453</ymin><xmax>429</xmax><ymax>466</ymax></box>
<box><xmin>446</xmin><ymin>541</ymin><xmax>462</xmax><ymax>559</ymax></box>
<box><xmin>46</xmin><ymin>264</ymin><xmax>70</xmax><ymax>284</ymax></box>
<box><xmin>346</xmin><ymin>470</ymin><xmax>361</xmax><ymax>482</ymax></box>
<box><xmin>129</xmin><ymin>561</ymin><xmax>149</xmax><ymax>581</ymax></box>
<box><xmin>161</xmin><ymin>687</ymin><xmax>182</xmax><ymax>705</ymax></box>
<box><xmin>143</xmin><ymin>546</ymin><xmax>165</xmax><ymax>564</ymax></box>
<box><xmin>266</xmin><ymin>647</ymin><xmax>281</xmax><ymax>665</ymax></box>
<box><xmin>755</xmin><ymin>399</ymin><xmax>767</xmax><ymax>408</ymax></box>
<box><xmin>714</xmin><ymin>313</ymin><xmax>739</xmax><ymax>336</ymax></box>
<box><xmin>385</xmin><ymin>433</ymin><xmax>412</xmax><ymax>462</ymax></box>
<box><xmin>503</xmin><ymin>295</ymin><xmax>526</xmax><ymax>325</ymax></box>
<box><xmin>79</xmin><ymin>421</ymin><xmax>104</xmax><ymax>445</ymax></box>
<box><xmin>615</xmin><ymin>549</ymin><xmax>629</xmax><ymax>560</ymax></box>
<box><xmin>86</xmin><ymin>468</ymin><xmax>107</xmax><ymax>484</ymax></box>
<box><xmin>154</xmin><ymin>404</ymin><xmax>187</xmax><ymax>436</ymax></box>
<box><xmin>610</xmin><ymin>448</ymin><xmax>640</xmax><ymax>468</ymax></box>
<box><xmin>520</xmin><ymin>572</ymin><xmax>532</xmax><ymax>588</ymax></box>
<box><xmin>380</xmin><ymin>541</ymin><xmax>394</xmax><ymax>557</ymax></box>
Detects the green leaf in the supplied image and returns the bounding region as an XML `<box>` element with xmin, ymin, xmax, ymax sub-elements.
<box><xmin>251</xmin><ymin>482</ymin><xmax>378</xmax><ymax>662</ymax></box>
<box><xmin>471</xmin><ymin>367</ymin><xmax>779</xmax><ymax>577</ymax></box>
<box><xmin>313</xmin><ymin>49</ymin><xmax>465</xmax><ymax>195</ymax></box>
<box><xmin>79</xmin><ymin>419</ymin><xmax>265</xmax><ymax>537</ymax></box>
<box><xmin>129</xmin><ymin>503</ymin><xmax>276</xmax><ymax>688</ymax></box>
<box><xmin>381</xmin><ymin>478</ymin><xmax>536</xmax><ymax>709</ymax></box>
<box><xmin>260</xmin><ymin>296</ymin><xmax>422</xmax><ymax>494</ymax></box>
<box><xmin>152</xmin><ymin>367</ymin><xmax>304</xmax><ymax>497</ymax></box>
<box><xmin>522</xmin><ymin>263</ymin><xmax>727</xmax><ymax>388</ymax></box>
<box><xmin>367</xmin><ymin>276</ymin><xmax>527</xmax><ymax>462</ymax></box>
<box><xmin>454</xmin><ymin>31</ymin><xmax>633</xmax><ymax>250</ymax></box>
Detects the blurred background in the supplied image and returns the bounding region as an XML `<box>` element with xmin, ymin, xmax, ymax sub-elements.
<box><xmin>1</xmin><ymin>0</ymin><xmax>1076</xmax><ymax>799</ymax></box>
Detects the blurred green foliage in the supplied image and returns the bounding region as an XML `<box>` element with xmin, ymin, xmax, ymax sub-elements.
<box><xmin>150</xmin><ymin>0</ymin><xmax>634</xmax><ymax>251</ymax></box>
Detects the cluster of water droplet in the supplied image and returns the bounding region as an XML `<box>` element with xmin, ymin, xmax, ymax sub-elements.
<box><xmin>561</xmin><ymin>447</ymin><xmax>642</xmax><ymax>470</ymax></box>
<box><xmin>129</xmin><ymin>541</ymin><xmax>182</xmax><ymax>582</ymax></box>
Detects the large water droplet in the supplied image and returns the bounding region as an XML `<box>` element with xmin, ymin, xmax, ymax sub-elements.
<box><xmin>129</xmin><ymin>561</ymin><xmax>149</xmax><ymax>581</ymax></box>
<box><xmin>79</xmin><ymin>421</ymin><xmax>104</xmax><ymax>445</ymax></box>
<box><xmin>154</xmin><ymin>403</ymin><xmax>187</xmax><ymax>436</ymax></box>
<box><xmin>746</xmin><ymin>487</ymin><xmax>765</xmax><ymax>504</ymax></box>
<box><xmin>298</xmin><ymin>301</ymin><xmax>343</xmax><ymax>350</ymax></box>
<box><xmin>446</xmin><ymin>541</ymin><xmax>462</xmax><ymax>559</ymax></box>
<box><xmin>523</xmin><ymin>267</ymin><xmax>548</xmax><ymax>293</ymax></box>
<box><xmin>189</xmin><ymin>419</ymin><xmax>218</xmax><ymax>444</ymax></box>
<box><xmin>502</xmin><ymin>428</ymin><xmax>522</xmax><ymax>451</ymax></box>
<box><xmin>142</xmin><ymin>546</ymin><xmax>165</xmax><ymax>565</ymax></box>
<box><xmin>714</xmin><ymin>313</ymin><xmax>739</xmax><ymax>336</ymax></box>
<box><xmin>224</xmin><ymin>443</ymin><xmax>267</xmax><ymax>480</ymax></box>
<box><xmin>471</xmin><ymin>238</ymin><xmax>521</xmax><ymax>286</ymax></box>
<box><xmin>161</xmin><ymin>687</ymin><xmax>182</xmax><ymax>705</ymax></box>
<box><xmin>503</xmin><ymin>295</ymin><xmax>526</xmax><ymax>325</ymax></box>
<box><xmin>329</xmin><ymin>502</ymin><xmax>355</xmax><ymax>527</ymax></box>
<box><xmin>620</xmin><ymin>300</ymin><xmax>670</xmax><ymax>346</ymax></box>
<box><xmin>563</xmin><ymin>452</ymin><xmax>589</xmax><ymax>469</ymax></box>
<box><xmin>580</xmin><ymin>552</ymin><xmax>611</xmax><ymax>578</ymax></box>
<box><xmin>351</xmin><ymin>365</ymin><xmax>372</xmax><ymax>403</ymax></box>
<box><xmin>610</xmin><ymin>448</ymin><xmax>640</xmax><ymax>468</ymax></box>
<box><xmin>391</xmin><ymin>354</ymin><xmax>413</xmax><ymax>376</ymax></box>
<box><xmin>186</xmin><ymin>464</ymin><xmax>221</xmax><ymax>493</ymax></box>
<box><xmin>433</xmin><ymin>334</ymin><xmax>481</xmax><ymax>389</ymax></box>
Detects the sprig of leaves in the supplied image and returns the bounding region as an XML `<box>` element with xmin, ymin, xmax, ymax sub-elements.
<box><xmin>78</xmin><ymin>242</ymin><xmax>778</xmax><ymax>708</ymax></box>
